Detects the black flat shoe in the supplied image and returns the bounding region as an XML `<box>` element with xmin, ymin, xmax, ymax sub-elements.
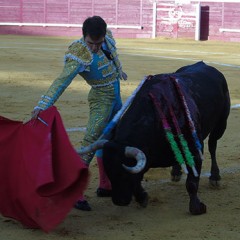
<box><xmin>74</xmin><ymin>200</ymin><xmax>91</xmax><ymax>211</ymax></box>
<box><xmin>96</xmin><ymin>188</ymin><xmax>112</xmax><ymax>197</ymax></box>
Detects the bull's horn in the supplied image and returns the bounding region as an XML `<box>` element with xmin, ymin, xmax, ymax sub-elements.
<box><xmin>123</xmin><ymin>147</ymin><xmax>146</xmax><ymax>174</ymax></box>
<box><xmin>77</xmin><ymin>139</ymin><xmax>108</xmax><ymax>155</ymax></box>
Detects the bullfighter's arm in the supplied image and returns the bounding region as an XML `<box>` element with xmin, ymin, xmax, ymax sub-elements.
<box><xmin>105</xmin><ymin>29</ymin><xmax>127</xmax><ymax>81</ymax></box>
<box><xmin>36</xmin><ymin>59</ymin><xmax>84</xmax><ymax>110</ymax></box>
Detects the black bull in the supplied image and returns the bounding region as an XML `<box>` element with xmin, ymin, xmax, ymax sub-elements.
<box><xmin>101</xmin><ymin>61</ymin><xmax>230</xmax><ymax>215</ymax></box>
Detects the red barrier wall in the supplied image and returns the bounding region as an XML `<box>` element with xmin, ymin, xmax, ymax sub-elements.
<box><xmin>0</xmin><ymin>0</ymin><xmax>240</xmax><ymax>42</ymax></box>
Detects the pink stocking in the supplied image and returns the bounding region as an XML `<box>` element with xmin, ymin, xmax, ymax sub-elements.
<box><xmin>97</xmin><ymin>157</ymin><xmax>111</xmax><ymax>190</ymax></box>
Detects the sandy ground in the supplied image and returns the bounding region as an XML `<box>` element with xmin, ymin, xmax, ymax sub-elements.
<box><xmin>0</xmin><ymin>35</ymin><xmax>240</xmax><ymax>240</ymax></box>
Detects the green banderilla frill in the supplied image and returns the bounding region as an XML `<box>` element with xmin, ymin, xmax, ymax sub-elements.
<box><xmin>165</xmin><ymin>130</ymin><xmax>188</xmax><ymax>175</ymax></box>
<box><xmin>178</xmin><ymin>134</ymin><xmax>198</xmax><ymax>177</ymax></box>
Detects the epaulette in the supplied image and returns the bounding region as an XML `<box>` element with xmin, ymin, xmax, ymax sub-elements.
<box><xmin>105</xmin><ymin>29</ymin><xmax>116</xmax><ymax>46</ymax></box>
<box><xmin>64</xmin><ymin>40</ymin><xmax>93</xmax><ymax>66</ymax></box>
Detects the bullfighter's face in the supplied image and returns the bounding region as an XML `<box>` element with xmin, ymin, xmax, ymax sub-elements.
<box><xmin>84</xmin><ymin>35</ymin><xmax>104</xmax><ymax>53</ymax></box>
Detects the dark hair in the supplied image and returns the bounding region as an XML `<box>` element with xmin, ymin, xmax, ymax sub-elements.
<box><xmin>82</xmin><ymin>16</ymin><xmax>107</xmax><ymax>39</ymax></box>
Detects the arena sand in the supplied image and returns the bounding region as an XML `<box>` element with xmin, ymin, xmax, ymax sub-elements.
<box><xmin>0</xmin><ymin>35</ymin><xmax>240</xmax><ymax>240</ymax></box>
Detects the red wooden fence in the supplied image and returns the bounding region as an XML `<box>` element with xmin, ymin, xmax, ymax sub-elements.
<box><xmin>0</xmin><ymin>0</ymin><xmax>240</xmax><ymax>42</ymax></box>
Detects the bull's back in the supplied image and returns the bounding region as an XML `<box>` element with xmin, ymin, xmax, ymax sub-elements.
<box><xmin>175</xmin><ymin>61</ymin><xmax>230</xmax><ymax>139</ymax></box>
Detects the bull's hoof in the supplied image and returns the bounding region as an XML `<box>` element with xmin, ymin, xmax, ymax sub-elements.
<box><xmin>171</xmin><ymin>174</ymin><xmax>182</xmax><ymax>182</ymax></box>
<box><xmin>135</xmin><ymin>192</ymin><xmax>148</xmax><ymax>208</ymax></box>
<box><xmin>209</xmin><ymin>176</ymin><xmax>221</xmax><ymax>188</ymax></box>
<box><xmin>209</xmin><ymin>179</ymin><xmax>221</xmax><ymax>188</ymax></box>
<box><xmin>189</xmin><ymin>200</ymin><xmax>207</xmax><ymax>215</ymax></box>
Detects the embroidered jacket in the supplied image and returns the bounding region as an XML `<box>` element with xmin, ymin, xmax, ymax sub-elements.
<box><xmin>37</xmin><ymin>29</ymin><xmax>123</xmax><ymax>110</ymax></box>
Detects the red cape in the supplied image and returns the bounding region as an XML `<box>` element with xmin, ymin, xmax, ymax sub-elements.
<box><xmin>0</xmin><ymin>106</ymin><xmax>89</xmax><ymax>232</ymax></box>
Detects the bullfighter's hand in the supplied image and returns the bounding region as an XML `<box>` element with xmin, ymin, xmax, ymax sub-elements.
<box><xmin>23</xmin><ymin>108</ymin><xmax>42</xmax><ymax>124</ymax></box>
<box><xmin>31</xmin><ymin>108</ymin><xmax>42</xmax><ymax>119</ymax></box>
<box><xmin>122</xmin><ymin>71</ymin><xmax>128</xmax><ymax>81</ymax></box>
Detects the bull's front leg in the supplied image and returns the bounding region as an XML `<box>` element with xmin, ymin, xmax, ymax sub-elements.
<box><xmin>133</xmin><ymin>175</ymin><xmax>148</xmax><ymax>207</ymax></box>
<box><xmin>186</xmin><ymin>161</ymin><xmax>206</xmax><ymax>215</ymax></box>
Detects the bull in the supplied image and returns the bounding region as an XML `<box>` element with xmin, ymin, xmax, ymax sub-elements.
<box><xmin>80</xmin><ymin>61</ymin><xmax>230</xmax><ymax>215</ymax></box>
